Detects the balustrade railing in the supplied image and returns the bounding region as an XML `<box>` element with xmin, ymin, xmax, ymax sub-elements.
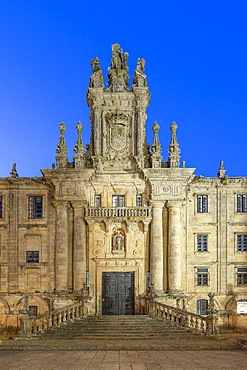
<box><xmin>85</xmin><ymin>206</ymin><xmax>152</xmax><ymax>218</ymax></box>
<box><xmin>146</xmin><ymin>299</ymin><xmax>217</xmax><ymax>336</ymax></box>
<box><xmin>19</xmin><ymin>302</ymin><xmax>83</xmax><ymax>337</ymax></box>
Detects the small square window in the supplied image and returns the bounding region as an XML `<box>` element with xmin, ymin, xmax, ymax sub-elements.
<box><xmin>237</xmin><ymin>234</ymin><xmax>247</xmax><ymax>252</ymax></box>
<box><xmin>94</xmin><ymin>195</ymin><xmax>101</xmax><ymax>207</ymax></box>
<box><xmin>197</xmin><ymin>234</ymin><xmax>208</xmax><ymax>252</ymax></box>
<box><xmin>237</xmin><ymin>267</ymin><xmax>247</xmax><ymax>286</ymax></box>
<box><xmin>26</xmin><ymin>251</ymin><xmax>39</xmax><ymax>263</ymax></box>
<box><xmin>29</xmin><ymin>306</ymin><xmax>38</xmax><ymax>316</ymax></box>
<box><xmin>136</xmin><ymin>195</ymin><xmax>142</xmax><ymax>207</ymax></box>
<box><xmin>196</xmin><ymin>267</ymin><xmax>209</xmax><ymax>286</ymax></box>
<box><xmin>28</xmin><ymin>196</ymin><xmax>43</xmax><ymax>219</ymax></box>
<box><xmin>237</xmin><ymin>195</ymin><xmax>247</xmax><ymax>212</ymax></box>
<box><xmin>197</xmin><ymin>195</ymin><xmax>208</xmax><ymax>213</ymax></box>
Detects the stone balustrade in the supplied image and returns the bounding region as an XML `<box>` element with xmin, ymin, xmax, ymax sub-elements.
<box><xmin>146</xmin><ymin>299</ymin><xmax>217</xmax><ymax>336</ymax></box>
<box><xmin>19</xmin><ymin>302</ymin><xmax>83</xmax><ymax>337</ymax></box>
<box><xmin>85</xmin><ymin>206</ymin><xmax>152</xmax><ymax>218</ymax></box>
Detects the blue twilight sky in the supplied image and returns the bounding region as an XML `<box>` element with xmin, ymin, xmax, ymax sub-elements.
<box><xmin>0</xmin><ymin>1</ymin><xmax>247</xmax><ymax>178</ymax></box>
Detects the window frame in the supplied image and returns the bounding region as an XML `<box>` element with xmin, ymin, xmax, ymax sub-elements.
<box><xmin>29</xmin><ymin>306</ymin><xmax>38</xmax><ymax>316</ymax></box>
<box><xmin>112</xmin><ymin>195</ymin><xmax>125</xmax><ymax>207</ymax></box>
<box><xmin>28</xmin><ymin>196</ymin><xmax>43</xmax><ymax>219</ymax></box>
<box><xmin>197</xmin><ymin>195</ymin><xmax>208</xmax><ymax>213</ymax></box>
<box><xmin>197</xmin><ymin>234</ymin><xmax>208</xmax><ymax>252</ymax></box>
<box><xmin>136</xmin><ymin>194</ymin><xmax>142</xmax><ymax>207</ymax></box>
<box><xmin>237</xmin><ymin>234</ymin><xmax>247</xmax><ymax>252</ymax></box>
<box><xmin>196</xmin><ymin>267</ymin><xmax>209</xmax><ymax>286</ymax></box>
<box><xmin>26</xmin><ymin>251</ymin><xmax>39</xmax><ymax>264</ymax></box>
<box><xmin>236</xmin><ymin>194</ymin><xmax>247</xmax><ymax>213</ymax></box>
<box><xmin>94</xmin><ymin>195</ymin><xmax>101</xmax><ymax>207</ymax></box>
<box><xmin>236</xmin><ymin>267</ymin><xmax>247</xmax><ymax>286</ymax></box>
<box><xmin>197</xmin><ymin>299</ymin><xmax>208</xmax><ymax>315</ymax></box>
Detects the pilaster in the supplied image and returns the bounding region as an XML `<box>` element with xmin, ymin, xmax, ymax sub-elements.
<box><xmin>150</xmin><ymin>202</ymin><xmax>164</xmax><ymax>292</ymax></box>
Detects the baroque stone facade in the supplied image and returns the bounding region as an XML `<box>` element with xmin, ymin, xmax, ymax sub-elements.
<box><xmin>0</xmin><ymin>44</ymin><xmax>247</xmax><ymax>331</ymax></box>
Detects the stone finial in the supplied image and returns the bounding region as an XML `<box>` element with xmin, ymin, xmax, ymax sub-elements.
<box><xmin>10</xmin><ymin>163</ymin><xmax>19</xmax><ymax>178</ymax></box>
<box><xmin>151</xmin><ymin>121</ymin><xmax>162</xmax><ymax>168</ymax></box>
<box><xmin>217</xmin><ymin>160</ymin><xmax>227</xmax><ymax>179</ymax></box>
<box><xmin>168</xmin><ymin>121</ymin><xmax>181</xmax><ymax>168</ymax></box>
<box><xmin>55</xmin><ymin>121</ymin><xmax>68</xmax><ymax>169</ymax></box>
<box><xmin>133</xmin><ymin>58</ymin><xmax>147</xmax><ymax>87</ymax></box>
<box><xmin>89</xmin><ymin>57</ymin><xmax>104</xmax><ymax>88</ymax></box>
<box><xmin>74</xmin><ymin>121</ymin><xmax>84</xmax><ymax>168</ymax></box>
<box><xmin>107</xmin><ymin>44</ymin><xmax>130</xmax><ymax>92</ymax></box>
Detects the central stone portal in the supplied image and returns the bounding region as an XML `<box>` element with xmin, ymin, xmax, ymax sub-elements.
<box><xmin>102</xmin><ymin>272</ymin><xmax>134</xmax><ymax>315</ymax></box>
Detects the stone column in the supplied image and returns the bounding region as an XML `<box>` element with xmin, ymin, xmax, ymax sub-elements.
<box><xmin>167</xmin><ymin>201</ymin><xmax>182</xmax><ymax>292</ymax></box>
<box><xmin>150</xmin><ymin>202</ymin><xmax>164</xmax><ymax>292</ymax></box>
<box><xmin>55</xmin><ymin>201</ymin><xmax>69</xmax><ymax>291</ymax></box>
<box><xmin>72</xmin><ymin>202</ymin><xmax>86</xmax><ymax>291</ymax></box>
<box><xmin>93</xmin><ymin>108</ymin><xmax>100</xmax><ymax>156</ymax></box>
<box><xmin>136</xmin><ymin>109</ymin><xmax>143</xmax><ymax>156</ymax></box>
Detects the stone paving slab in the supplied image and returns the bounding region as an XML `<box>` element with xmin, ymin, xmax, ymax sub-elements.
<box><xmin>0</xmin><ymin>350</ymin><xmax>247</xmax><ymax>369</ymax></box>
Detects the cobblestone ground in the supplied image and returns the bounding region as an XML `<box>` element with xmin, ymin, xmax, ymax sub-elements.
<box><xmin>0</xmin><ymin>349</ymin><xmax>247</xmax><ymax>369</ymax></box>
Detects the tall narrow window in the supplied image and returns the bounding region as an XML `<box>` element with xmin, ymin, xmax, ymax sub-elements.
<box><xmin>94</xmin><ymin>195</ymin><xmax>101</xmax><ymax>207</ymax></box>
<box><xmin>28</xmin><ymin>196</ymin><xmax>43</xmax><ymax>219</ymax></box>
<box><xmin>196</xmin><ymin>268</ymin><xmax>209</xmax><ymax>286</ymax></box>
<box><xmin>237</xmin><ymin>267</ymin><xmax>247</xmax><ymax>286</ymax></box>
<box><xmin>26</xmin><ymin>251</ymin><xmax>39</xmax><ymax>263</ymax></box>
<box><xmin>237</xmin><ymin>195</ymin><xmax>247</xmax><ymax>212</ymax></box>
<box><xmin>197</xmin><ymin>299</ymin><xmax>208</xmax><ymax>315</ymax></box>
<box><xmin>237</xmin><ymin>234</ymin><xmax>247</xmax><ymax>252</ymax></box>
<box><xmin>197</xmin><ymin>195</ymin><xmax>208</xmax><ymax>213</ymax></box>
<box><xmin>112</xmin><ymin>195</ymin><xmax>125</xmax><ymax>207</ymax></box>
<box><xmin>197</xmin><ymin>234</ymin><xmax>208</xmax><ymax>252</ymax></box>
<box><xmin>0</xmin><ymin>196</ymin><xmax>2</xmax><ymax>218</ymax></box>
<box><xmin>136</xmin><ymin>195</ymin><xmax>142</xmax><ymax>207</ymax></box>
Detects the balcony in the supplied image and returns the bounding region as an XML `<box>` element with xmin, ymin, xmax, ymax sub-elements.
<box><xmin>85</xmin><ymin>206</ymin><xmax>152</xmax><ymax>219</ymax></box>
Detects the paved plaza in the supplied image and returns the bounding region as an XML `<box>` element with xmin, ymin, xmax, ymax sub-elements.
<box><xmin>0</xmin><ymin>350</ymin><xmax>247</xmax><ymax>369</ymax></box>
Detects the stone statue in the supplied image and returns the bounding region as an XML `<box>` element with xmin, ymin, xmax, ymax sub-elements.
<box><xmin>112</xmin><ymin>230</ymin><xmax>125</xmax><ymax>252</ymax></box>
<box><xmin>133</xmin><ymin>58</ymin><xmax>147</xmax><ymax>87</ymax></box>
<box><xmin>10</xmin><ymin>163</ymin><xmax>19</xmax><ymax>178</ymax></box>
<box><xmin>89</xmin><ymin>57</ymin><xmax>104</xmax><ymax>88</ymax></box>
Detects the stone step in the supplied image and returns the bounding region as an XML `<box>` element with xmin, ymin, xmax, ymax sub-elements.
<box><xmin>38</xmin><ymin>315</ymin><xmax>189</xmax><ymax>340</ymax></box>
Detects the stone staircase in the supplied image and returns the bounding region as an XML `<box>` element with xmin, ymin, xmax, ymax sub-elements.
<box><xmin>39</xmin><ymin>315</ymin><xmax>187</xmax><ymax>341</ymax></box>
<box><xmin>0</xmin><ymin>315</ymin><xmax>242</xmax><ymax>351</ymax></box>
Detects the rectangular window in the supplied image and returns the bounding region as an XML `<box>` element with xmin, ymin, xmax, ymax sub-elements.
<box><xmin>136</xmin><ymin>195</ymin><xmax>142</xmax><ymax>207</ymax></box>
<box><xmin>237</xmin><ymin>267</ymin><xmax>247</xmax><ymax>286</ymax></box>
<box><xmin>94</xmin><ymin>195</ymin><xmax>101</xmax><ymax>207</ymax></box>
<box><xmin>237</xmin><ymin>234</ymin><xmax>247</xmax><ymax>252</ymax></box>
<box><xmin>197</xmin><ymin>299</ymin><xmax>208</xmax><ymax>315</ymax></box>
<box><xmin>26</xmin><ymin>251</ymin><xmax>39</xmax><ymax>263</ymax></box>
<box><xmin>29</xmin><ymin>306</ymin><xmax>38</xmax><ymax>316</ymax></box>
<box><xmin>197</xmin><ymin>195</ymin><xmax>208</xmax><ymax>213</ymax></box>
<box><xmin>28</xmin><ymin>196</ymin><xmax>43</xmax><ymax>219</ymax></box>
<box><xmin>0</xmin><ymin>196</ymin><xmax>2</xmax><ymax>218</ymax></box>
<box><xmin>197</xmin><ymin>234</ymin><xmax>208</xmax><ymax>252</ymax></box>
<box><xmin>237</xmin><ymin>195</ymin><xmax>247</xmax><ymax>212</ymax></box>
<box><xmin>197</xmin><ymin>268</ymin><xmax>209</xmax><ymax>286</ymax></box>
<box><xmin>112</xmin><ymin>195</ymin><xmax>125</xmax><ymax>207</ymax></box>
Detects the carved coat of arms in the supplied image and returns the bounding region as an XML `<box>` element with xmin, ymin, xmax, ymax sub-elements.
<box><xmin>110</xmin><ymin>124</ymin><xmax>126</xmax><ymax>151</ymax></box>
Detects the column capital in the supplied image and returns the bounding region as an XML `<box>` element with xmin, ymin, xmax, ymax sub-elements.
<box><xmin>71</xmin><ymin>200</ymin><xmax>87</xmax><ymax>209</ymax></box>
<box><xmin>150</xmin><ymin>201</ymin><xmax>164</xmax><ymax>208</ymax></box>
<box><xmin>53</xmin><ymin>200</ymin><xmax>70</xmax><ymax>208</ymax></box>
<box><xmin>166</xmin><ymin>200</ymin><xmax>182</xmax><ymax>209</ymax></box>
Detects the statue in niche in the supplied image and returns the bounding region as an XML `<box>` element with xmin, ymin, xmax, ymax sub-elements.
<box><xmin>89</xmin><ymin>57</ymin><xmax>104</xmax><ymax>88</ymax></box>
<box><xmin>112</xmin><ymin>230</ymin><xmax>125</xmax><ymax>253</ymax></box>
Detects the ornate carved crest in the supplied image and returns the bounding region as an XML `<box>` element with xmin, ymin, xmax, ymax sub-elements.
<box><xmin>110</xmin><ymin>124</ymin><xmax>126</xmax><ymax>150</ymax></box>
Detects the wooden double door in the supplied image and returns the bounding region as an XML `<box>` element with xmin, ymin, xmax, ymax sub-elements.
<box><xmin>102</xmin><ymin>272</ymin><xmax>134</xmax><ymax>315</ymax></box>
